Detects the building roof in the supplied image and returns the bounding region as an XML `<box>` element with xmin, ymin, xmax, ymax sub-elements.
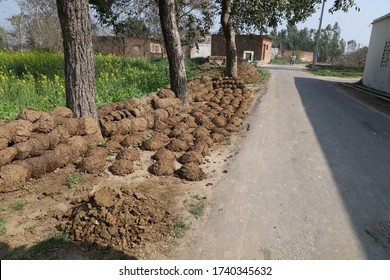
<box><xmin>372</xmin><ymin>13</ymin><xmax>390</xmax><ymax>24</ymax></box>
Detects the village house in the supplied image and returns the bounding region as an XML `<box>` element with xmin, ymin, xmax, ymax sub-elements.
<box><xmin>211</xmin><ymin>34</ymin><xmax>273</xmax><ymax>65</ymax></box>
<box><xmin>93</xmin><ymin>36</ymin><xmax>165</xmax><ymax>59</ymax></box>
<box><xmin>363</xmin><ymin>13</ymin><xmax>390</xmax><ymax>94</ymax></box>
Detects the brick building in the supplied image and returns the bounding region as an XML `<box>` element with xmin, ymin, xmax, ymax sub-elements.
<box><xmin>211</xmin><ymin>34</ymin><xmax>273</xmax><ymax>64</ymax></box>
<box><xmin>93</xmin><ymin>36</ymin><xmax>165</xmax><ymax>59</ymax></box>
<box><xmin>279</xmin><ymin>50</ymin><xmax>314</xmax><ymax>62</ymax></box>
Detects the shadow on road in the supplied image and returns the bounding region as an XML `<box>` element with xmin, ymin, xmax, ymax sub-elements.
<box><xmin>294</xmin><ymin>76</ymin><xmax>390</xmax><ymax>259</ymax></box>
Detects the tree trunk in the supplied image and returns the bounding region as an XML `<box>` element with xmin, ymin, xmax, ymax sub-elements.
<box><xmin>158</xmin><ymin>0</ymin><xmax>188</xmax><ymax>105</ymax></box>
<box><xmin>221</xmin><ymin>0</ymin><xmax>238</xmax><ymax>78</ymax></box>
<box><xmin>56</xmin><ymin>0</ymin><xmax>99</xmax><ymax>124</ymax></box>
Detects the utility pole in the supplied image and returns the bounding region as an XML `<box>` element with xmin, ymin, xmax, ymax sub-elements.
<box><xmin>312</xmin><ymin>0</ymin><xmax>326</xmax><ymax>69</ymax></box>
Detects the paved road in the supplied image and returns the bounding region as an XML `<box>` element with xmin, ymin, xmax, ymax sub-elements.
<box><xmin>174</xmin><ymin>64</ymin><xmax>390</xmax><ymax>260</ymax></box>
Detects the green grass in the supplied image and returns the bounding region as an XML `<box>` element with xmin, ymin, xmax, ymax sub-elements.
<box><xmin>97</xmin><ymin>142</ymin><xmax>108</xmax><ymax>148</ymax></box>
<box><xmin>173</xmin><ymin>220</ymin><xmax>189</xmax><ymax>238</ymax></box>
<box><xmin>258</xmin><ymin>68</ymin><xmax>271</xmax><ymax>82</ymax></box>
<box><xmin>11</xmin><ymin>201</ymin><xmax>27</xmax><ymax>211</ymax></box>
<box><xmin>139</xmin><ymin>134</ymin><xmax>152</xmax><ymax>147</ymax></box>
<box><xmin>166</xmin><ymin>219</ymin><xmax>190</xmax><ymax>239</ymax></box>
<box><xmin>189</xmin><ymin>201</ymin><xmax>205</xmax><ymax>218</ymax></box>
<box><xmin>270</xmin><ymin>59</ymin><xmax>290</xmax><ymax>65</ymax></box>
<box><xmin>307</xmin><ymin>64</ymin><xmax>363</xmax><ymax>77</ymax></box>
<box><xmin>0</xmin><ymin>51</ymin><xmax>203</xmax><ymax>120</ymax></box>
<box><xmin>0</xmin><ymin>229</ymin><xmax>71</xmax><ymax>259</ymax></box>
<box><xmin>66</xmin><ymin>172</ymin><xmax>81</xmax><ymax>188</ymax></box>
<box><xmin>30</xmin><ymin>230</ymin><xmax>70</xmax><ymax>256</ymax></box>
<box><xmin>0</xmin><ymin>219</ymin><xmax>6</xmax><ymax>236</ymax></box>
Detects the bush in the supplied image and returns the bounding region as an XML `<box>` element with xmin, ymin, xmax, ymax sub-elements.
<box><xmin>0</xmin><ymin>51</ymin><xmax>199</xmax><ymax>120</ymax></box>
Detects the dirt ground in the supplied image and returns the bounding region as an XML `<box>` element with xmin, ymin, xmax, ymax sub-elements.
<box><xmin>0</xmin><ymin>62</ymin><xmax>264</xmax><ymax>259</ymax></box>
<box><xmin>2</xmin><ymin>62</ymin><xmax>387</xmax><ymax>260</ymax></box>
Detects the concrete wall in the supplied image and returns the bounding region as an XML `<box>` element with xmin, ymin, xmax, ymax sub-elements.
<box><xmin>363</xmin><ymin>14</ymin><xmax>390</xmax><ymax>94</ymax></box>
<box><xmin>190</xmin><ymin>35</ymin><xmax>212</xmax><ymax>58</ymax></box>
<box><xmin>271</xmin><ymin>48</ymin><xmax>279</xmax><ymax>60</ymax></box>
<box><xmin>93</xmin><ymin>36</ymin><xmax>165</xmax><ymax>59</ymax></box>
<box><xmin>211</xmin><ymin>35</ymin><xmax>272</xmax><ymax>64</ymax></box>
<box><xmin>190</xmin><ymin>43</ymin><xmax>211</xmax><ymax>58</ymax></box>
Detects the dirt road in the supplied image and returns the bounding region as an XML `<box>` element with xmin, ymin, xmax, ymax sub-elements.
<box><xmin>171</xmin><ymin>65</ymin><xmax>390</xmax><ymax>260</ymax></box>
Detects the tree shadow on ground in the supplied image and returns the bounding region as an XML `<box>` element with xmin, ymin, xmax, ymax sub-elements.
<box><xmin>0</xmin><ymin>237</ymin><xmax>137</xmax><ymax>260</ymax></box>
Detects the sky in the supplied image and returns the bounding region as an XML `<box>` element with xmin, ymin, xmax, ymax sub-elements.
<box><xmin>294</xmin><ymin>0</ymin><xmax>390</xmax><ymax>47</ymax></box>
<box><xmin>0</xmin><ymin>0</ymin><xmax>389</xmax><ymax>47</ymax></box>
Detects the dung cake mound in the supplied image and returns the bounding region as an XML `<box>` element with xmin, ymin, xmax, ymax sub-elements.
<box><xmin>59</xmin><ymin>187</ymin><xmax>172</xmax><ymax>258</ymax></box>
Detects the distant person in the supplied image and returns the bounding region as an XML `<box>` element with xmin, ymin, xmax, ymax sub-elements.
<box><xmin>290</xmin><ymin>54</ymin><xmax>297</xmax><ymax>65</ymax></box>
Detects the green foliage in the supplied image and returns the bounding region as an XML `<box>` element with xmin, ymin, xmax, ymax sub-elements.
<box><xmin>67</xmin><ymin>172</ymin><xmax>81</xmax><ymax>188</ymax></box>
<box><xmin>113</xmin><ymin>17</ymin><xmax>150</xmax><ymax>37</ymax></box>
<box><xmin>0</xmin><ymin>51</ymin><xmax>199</xmax><ymax>120</ymax></box>
<box><xmin>1</xmin><ymin>229</ymin><xmax>71</xmax><ymax>259</ymax></box>
<box><xmin>11</xmin><ymin>201</ymin><xmax>27</xmax><ymax>211</ymax></box>
<box><xmin>165</xmin><ymin>219</ymin><xmax>190</xmax><ymax>239</ymax></box>
<box><xmin>257</xmin><ymin>68</ymin><xmax>271</xmax><ymax>83</ymax></box>
<box><xmin>30</xmin><ymin>229</ymin><xmax>70</xmax><ymax>256</ymax></box>
<box><xmin>273</xmin><ymin>25</ymin><xmax>316</xmax><ymax>52</ymax></box>
<box><xmin>0</xmin><ymin>219</ymin><xmax>6</xmax><ymax>236</ymax></box>
<box><xmin>173</xmin><ymin>219</ymin><xmax>190</xmax><ymax>239</ymax></box>
<box><xmin>139</xmin><ymin>134</ymin><xmax>152</xmax><ymax>147</ymax></box>
<box><xmin>270</xmin><ymin>59</ymin><xmax>290</xmax><ymax>65</ymax></box>
<box><xmin>307</xmin><ymin>64</ymin><xmax>363</xmax><ymax>77</ymax></box>
<box><xmin>273</xmin><ymin>22</ymin><xmax>347</xmax><ymax>62</ymax></box>
<box><xmin>189</xmin><ymin>201</ymin><xmax>205</xmax><ymax>217</ymax></box>
<box><xmin>229</xmin><ymin>0</ymin><xmax>357</xmax><ymax>35</ymax></box>
<box><xmin>0</xmin><ymin>27</ymin><xmax>7</xmax><ymax>50</ymax></box>
<box><xmin>341</xmin><ymin>45</ymin><xmax>368</xmax><ymax>68</ymax></box>
<box><xmin>90</xmin><ymin>0</ymin><xmax>217</xmax><ymax>48</ymax></box>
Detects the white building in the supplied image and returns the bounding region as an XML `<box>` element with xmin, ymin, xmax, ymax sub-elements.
<box><xmin>190</xmin><ymin>35</ymin><xmax>211</xmax><ymax>58</ymax></box>
<box><xmin>363</xmin><ymin>13</ymin><xmax>390</xmax><ymax>94</ymax></box>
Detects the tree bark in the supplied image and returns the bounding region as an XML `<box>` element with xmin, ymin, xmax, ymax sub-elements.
<box><xmin>56</xmin><ymin>0</ymin><xmax>99</xmax><ymax>124</ymax></box>
<box><xmin>158</xmin><ymin>0</ymin><xmax>188</xmax><ymax>105</ymax></box>
<box><xmin>221</xmin><ymin>0</ymin><xmax>238</xmax><ymax>78</ymax></box>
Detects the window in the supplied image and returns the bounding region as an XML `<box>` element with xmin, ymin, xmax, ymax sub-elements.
<box><xmin>243</xmin><ymin>50</ymin><xmax>254</xmax><ymax>62</ymax></box>
<box><xmin>380</xmin><ymin>41</ymin><xmax>390</xmax><ymax>68</ymax></box>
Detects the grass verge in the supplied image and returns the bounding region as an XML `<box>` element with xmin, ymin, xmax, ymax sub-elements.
<box><xmin>0</xmin><ymin>52</ymin><xmax>204</xmax><ymax>120</ymax></box>
<box><xmin>11</xmin><ymin>201</ymin><xmax>27</xmax><ymax>211</ymax></box>
<box><xmin>189</xmin><ymin>201</ymin><xmax>205</xmax><ymax>218</ymax></box>
<box><xmin>0</xmin><ymin>219</ymin><xmax>6</xmax><ymax>236</ymax></box>
<box><xmin>166</xmin><ymin>219</ymin><xmax>190</xmax><ymax>239</ymax></box>
<box><xmin>307</xmin><ymin>64</ymin><xmax>363</xmax><ymax>77</ymax></box>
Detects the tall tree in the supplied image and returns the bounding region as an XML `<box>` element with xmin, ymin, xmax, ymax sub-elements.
<box><xmin>347</xmin><ymin>39</ymin><xmax>358</xmax><ymax>53</ymax></box>
<box><xmin>221</xmin><ymin>0</ymin><xmax>238</xmax><ymax>77</ymax></box>
<box><xmin>24</xmin><ymin>0</ymin><xmax>62</xmax><ymax>52</ymax></box>
<box><xmin>158</xmin><ymin>0</ymin><xmax>188</xmax><ymax>104</ymax></box>
<box><xmin>317</xmin><ymin>22</ymin><xmax>345</xmax><ymax>62</ymax></box>
<box><xmin>90</xmin><ymin>0</ymin><xmax>216</xmax><ymax>54</ymax></box>
<box><xmin>6</xmin><ymin>0</ymin><xmax>62</xmax><ymax>52</ymax></box>
<box><xmin>90</xmin><ymin>0</ymin><xmax>203</xmax><ymax>103</ymax></box>
<box><xmin>56</xmin><ymin>0</ymin><xmax>99</xmax><ymax>123</ymax></box>
<box><xmin>344</xmin><ymin>45</ymin><xmax>367</xmax><ymax>68</ymax></box>
<box><xmin>7</xmin><ymin>14</ymin><xmax>25</xmax><ymax>52</ymax></box>
<box><xmin>219</xmin><ymin>0</ymin><xmax>358</xmax><ymax>77</ymax></box>
<box><xmin>113</xmin><ymin>17</ymin><xmax>150</xmax><ymax>37</ymax></box>
<box><xmin>0</xmin><ymin>26</ymin><xmax>7</xmax><ymax>49</ymax></box>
